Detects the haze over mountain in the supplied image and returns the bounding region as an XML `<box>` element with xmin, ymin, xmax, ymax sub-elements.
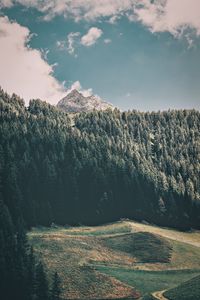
<box><xmin>57</xmin><ymin>89</ymin><xmax>114</xmax><ymax>113</ymax></box>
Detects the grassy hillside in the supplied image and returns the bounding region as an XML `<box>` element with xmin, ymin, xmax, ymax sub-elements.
<box><xmin>127</xmin><ymin>221</ymin><xmax>200</xmax><ymax>248</ymax></box>
<box><xmin>95</xmin><ymin>266</ymin><xmax>200</xmax><ymax>297</ymax></box>
<box><xmin>164</xmin><ymin>275</ymin><xmax>200</xmax><ymax>300</ymax></box>
<box><xmin>29</xmin><ymin>224</ymin><xmax>139</xmax><ymax>299</ymax></box>
<box><xmin>29</xmin><ymin>221</ymin><xmax>200</xmax><ymax>299</ymax></box>
<box><xmin>101</xmin><ymin>232</ymin><xmax>172</xmax><ymax>263</ymax></box>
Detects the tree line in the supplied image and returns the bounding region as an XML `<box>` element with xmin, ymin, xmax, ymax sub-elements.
<box><xmin>0</xmin><ymin>89</ymin><xmax>62</xmax><ymax>300</ymax></box>
<box><xmin>0</xmin><ymin>88</ymin><xmax>199</xmax><ymax>232</ymax></box>
<box><xmin>0</xmin><ymin>197</ymin><xmax>62</xmax><ymax>299</ymax></box>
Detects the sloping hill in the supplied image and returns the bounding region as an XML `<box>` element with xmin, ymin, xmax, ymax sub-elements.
<box><xmin>127</xmin><ymin>221</ymin><xmax>200</xmax><ymax>248</ymax></box>
<box><xmin>164</xmin><ymin>275</ymin><xmax>200</xmax><ymax>300</ymax></box>
<box><xmin>29</xmin><ymin>226</ymin><xmax>140</xmax><ymax>299</ymax></box>
<box><xmin>102</xmin><ymin>232</ymin><xmax>172</xmax><ymax>263</ymax></box>
<box><xmin>29</xmin><ymin>221</ymin><xmax>200</xmax><ymax>299</ymax></box>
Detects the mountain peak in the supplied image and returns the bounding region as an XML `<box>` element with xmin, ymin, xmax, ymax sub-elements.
<box><xmin>57</xmin><ymin>89</ymin><xmax>114</xmax><ymax>113</ymax></box>
<box><xmin>69</xmin><ymin>89</ymin><xmax>82</xmax><ymax>97</ymax></box>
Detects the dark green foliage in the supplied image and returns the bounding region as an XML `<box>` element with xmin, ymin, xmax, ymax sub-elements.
<box><xmin>0</xmin><ymin>197</ymin><xmax>49</xmax><ymax>300</ymax></box>
<box><xmin>0</xmin><ymin>116</ymin><xmax>50</xmax><ymax>300</ymax></box>
<box><xmin>164</xmin><ymin>275</ymin><xmax>200</xmax><ymax>300</ymax></box>
<box><xmin>131</xmin><ymin>232</ymin><xmax>172</xmax><ymax>262</ymax></box>
<box><xmin>102</xmin><ymin>232</ymin><xmax>172</xmax><ymax>263</ymax></box>
<box><xmin>0</xmin><ymin>88</ymin><xmax>200</xmax><ymax>229</ymax></box>
<box><xmin>35</xmin><ymin>262</ymin><xmax>49</xmax><ymax>300</ymax></box>
<box><xmin>51</xmin><ymin>272</ymin><xmax>61</xmax><ymax>300</ymax></box>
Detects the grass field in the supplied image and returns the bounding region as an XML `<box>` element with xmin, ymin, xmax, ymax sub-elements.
<box><xmin>95</xmin><ymin>266</ymin><xmax>200</xmax><ymax>297</ymax></box>
<box><xmin>101</xmin><ymin>232</ymin><xmax>172</xmax><ymax>263</ymax></box>
<box><xmin>127</xmin><ymin>221</ymin><xmax>200</xmax><ymax>248</ymax></box>
<box><xmin>164</xmin><ymin>275</ymin><xmax>200</xmax><ymax>300</ymax></box>
<box><xmin>29</xmin><ymin>220</ymin><xmax>200</xmax><ymax>299</ymax></box>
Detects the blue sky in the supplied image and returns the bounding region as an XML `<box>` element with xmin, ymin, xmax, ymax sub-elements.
<box><xmin>0</xmin><ymin>1</ymin><xmax>200</xmax><ymax>111</ymax></box>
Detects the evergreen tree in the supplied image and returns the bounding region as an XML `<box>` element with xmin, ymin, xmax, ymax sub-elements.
<box><xmin>0</xmin><ymin>88</ymin><xmax>199</xmax><ymax>229</ymax></box>
<box><xmin>35</xmin><ymin>262</ymin><xmax>49</xmax><ymax>300</ymax></box>
<box><xmin>51</xmin><ymin>272</ymin><xmax>61</xmax><ymax>300</ymax></box>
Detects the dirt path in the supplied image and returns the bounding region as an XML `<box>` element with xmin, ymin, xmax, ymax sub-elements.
<box><xmin>152</xmin><ymin>290</ymin><xmax>168</xmax><ymax>300</ymax></box>
<box><xmin>127</xmin><ymin>221</ymin><xmax>200</xmax><ymax>248</ymax></box>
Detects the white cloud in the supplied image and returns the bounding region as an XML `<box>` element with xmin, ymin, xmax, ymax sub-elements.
<box><xmin>67</xmin><ymin>31</ymin><xmax>80</xmax><ymax>56</ymax></box>
<box><xmin>185</xmin><ymin>34</ymin><xmax>194</xmax><ymax>49</ymax></box>
<box><xmin>67</xmin><ymin>80</ymin><xmax>93</xmax><ymax>97</ymax></box>
<box><xmin>0</xmin><ymin>0</ymin><xmax>133</xmax><ymax>20</ymax></box>
<box><xmin>133</xmin><ymin>0</ymin><xmax>200</xmax><ymax>37</ymax></box>
<box><xmin>0</xmin><ymin>0</ymin><xmax>13</xmax><ymax>8</ymax></box>
<box><xmin>104</xmin><ymin>38</ymin><xmax>112</xmax><ymax>44</ymax></box>
<box><xmin>56</xmin><ymin>40</ymin><xmax>65</xmax><ymax>50</ymax></box>
<box><xmin>0</xmin><ymin>16</ymin><xmax>66</xmax><ymax>104</ymax></box>
<box><xmin>57</xmin><ymin>28</ymin><xmax>103</xmax><ymax>56</ymax></box>
<box><xmin>70</xmin><ymin>81</ymin><xmax>82</xmax><ymax>91</ymax></box>
<box><xmin>81</xmin><ymin>27</ymin><xmax>103</xmax><ymax>47</ymax></box>
<box><xmin>1</xmin><ymin>1</ymin><xmax>200</xmax><ymax>40</ymax></box>
<box><xmin>41</xmin><ymin>48</ymin><xmax>50</xmax><ymax>60</ymax></box>
<box><xmin>108</xmin><ymin>15</ymin><xmax>120</xmax><ymax>24</ymax></box>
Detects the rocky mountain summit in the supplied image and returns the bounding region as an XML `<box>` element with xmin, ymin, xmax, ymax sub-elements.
<box><xmin>57</xmin><ymin>89</ymin><xmax>114</xmax><ymax>113</ymax></box>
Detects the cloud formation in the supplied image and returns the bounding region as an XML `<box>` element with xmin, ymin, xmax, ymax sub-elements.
<box><xmin>1</xmin><ymin>1</ymin><xmax>200</xmax><ymax>39</ymax></box>
<box><xmin>56</xmin><ymin>40</ymin><xmax>65</xmax><ymax>50</ymax></box>
<box><xmin>133</xmin><ymin>0</ymin><xmax>200</xmax><ymax>37</ymax></box>
<box><xmin>57</xmin><ymin>27</ymin><xmax>103</xmax><ymax>56</ymax></box>
<box><xmin>81</xmin><ymin>27</ymin><xmax>103</xmax><ymax>47</ymax></box>
<box><xmin>0</xmin><ymin>0</ymin><xmax>133</xmax><ymax>21</ymax></box>
<box><xmin>0</xmin><ymin>16</ymin><xmax>66</xmax><ymax>104</ymax></box>
<box><xmin>104</xmin><ymin>38</ymin><xmax>112</xmax><ymax>44</ymax></box>
<box><xmin>67</xmin><ymin>32</ymin><xmax>80</xmax><ymax>56</ymax></box>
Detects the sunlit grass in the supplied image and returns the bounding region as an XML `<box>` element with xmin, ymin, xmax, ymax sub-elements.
<box><xmin>95</xmin><ymin>266</ymin><xmax>200</xmax><ymax>297</ymax></box>
<box><xmin>29</xmin><ymin>220</ymin><xmax>200</xmax><ymax>299</ymax></box>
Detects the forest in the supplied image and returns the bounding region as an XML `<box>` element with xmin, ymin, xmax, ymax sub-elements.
<box><xmin>0</xmin><ymin>88</ymin><xmax>200</xmax><ymax>231</ymax></box>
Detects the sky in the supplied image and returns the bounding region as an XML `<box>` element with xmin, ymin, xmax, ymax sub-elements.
<box><xmin>0</xmin><ymin>0</ymin><xmax>200</xmax><ymax>111</ymax></box>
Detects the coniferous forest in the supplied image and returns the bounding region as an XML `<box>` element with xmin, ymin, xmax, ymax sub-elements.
<box><xmin>0</xmin><ymin>88</ymin><xmax>199</xmax><ymax>231</ymax></box>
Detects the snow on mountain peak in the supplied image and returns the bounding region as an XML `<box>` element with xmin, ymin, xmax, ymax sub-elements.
<box><xmin>57</xmin><ymin>89</ymin><xmax>114</xmax><ymax>113</ymax></box>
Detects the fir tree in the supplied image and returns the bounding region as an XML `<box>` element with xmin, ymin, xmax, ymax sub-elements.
<box><xmin>51</xmin><ymin>272</ymin><xmax>61</xmax><ymax>300</ymax></box>
<box><xmin>35</xmin><ymin>262</ymin><xmax>49</xmax><ymax>300</ymax></box>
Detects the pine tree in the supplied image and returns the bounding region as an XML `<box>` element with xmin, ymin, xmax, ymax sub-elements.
<box><xmin>35</xmin><ymin>262</ymin><xmax>49</xmax><ymax>300</ymax></box>
<box><xmin>27</xmin><ymin>246</ymin><xmax>36</xmax><ymax>300</ymax></box>
<box><xmin>51</xmin><ymin>272</ymin><xmax>61</xmax><ymax>300</ymax></box>
<box><xmin>0</xmin><ymin>88</ymin><xmax>200</xmax><ymax>230</ymax></box>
